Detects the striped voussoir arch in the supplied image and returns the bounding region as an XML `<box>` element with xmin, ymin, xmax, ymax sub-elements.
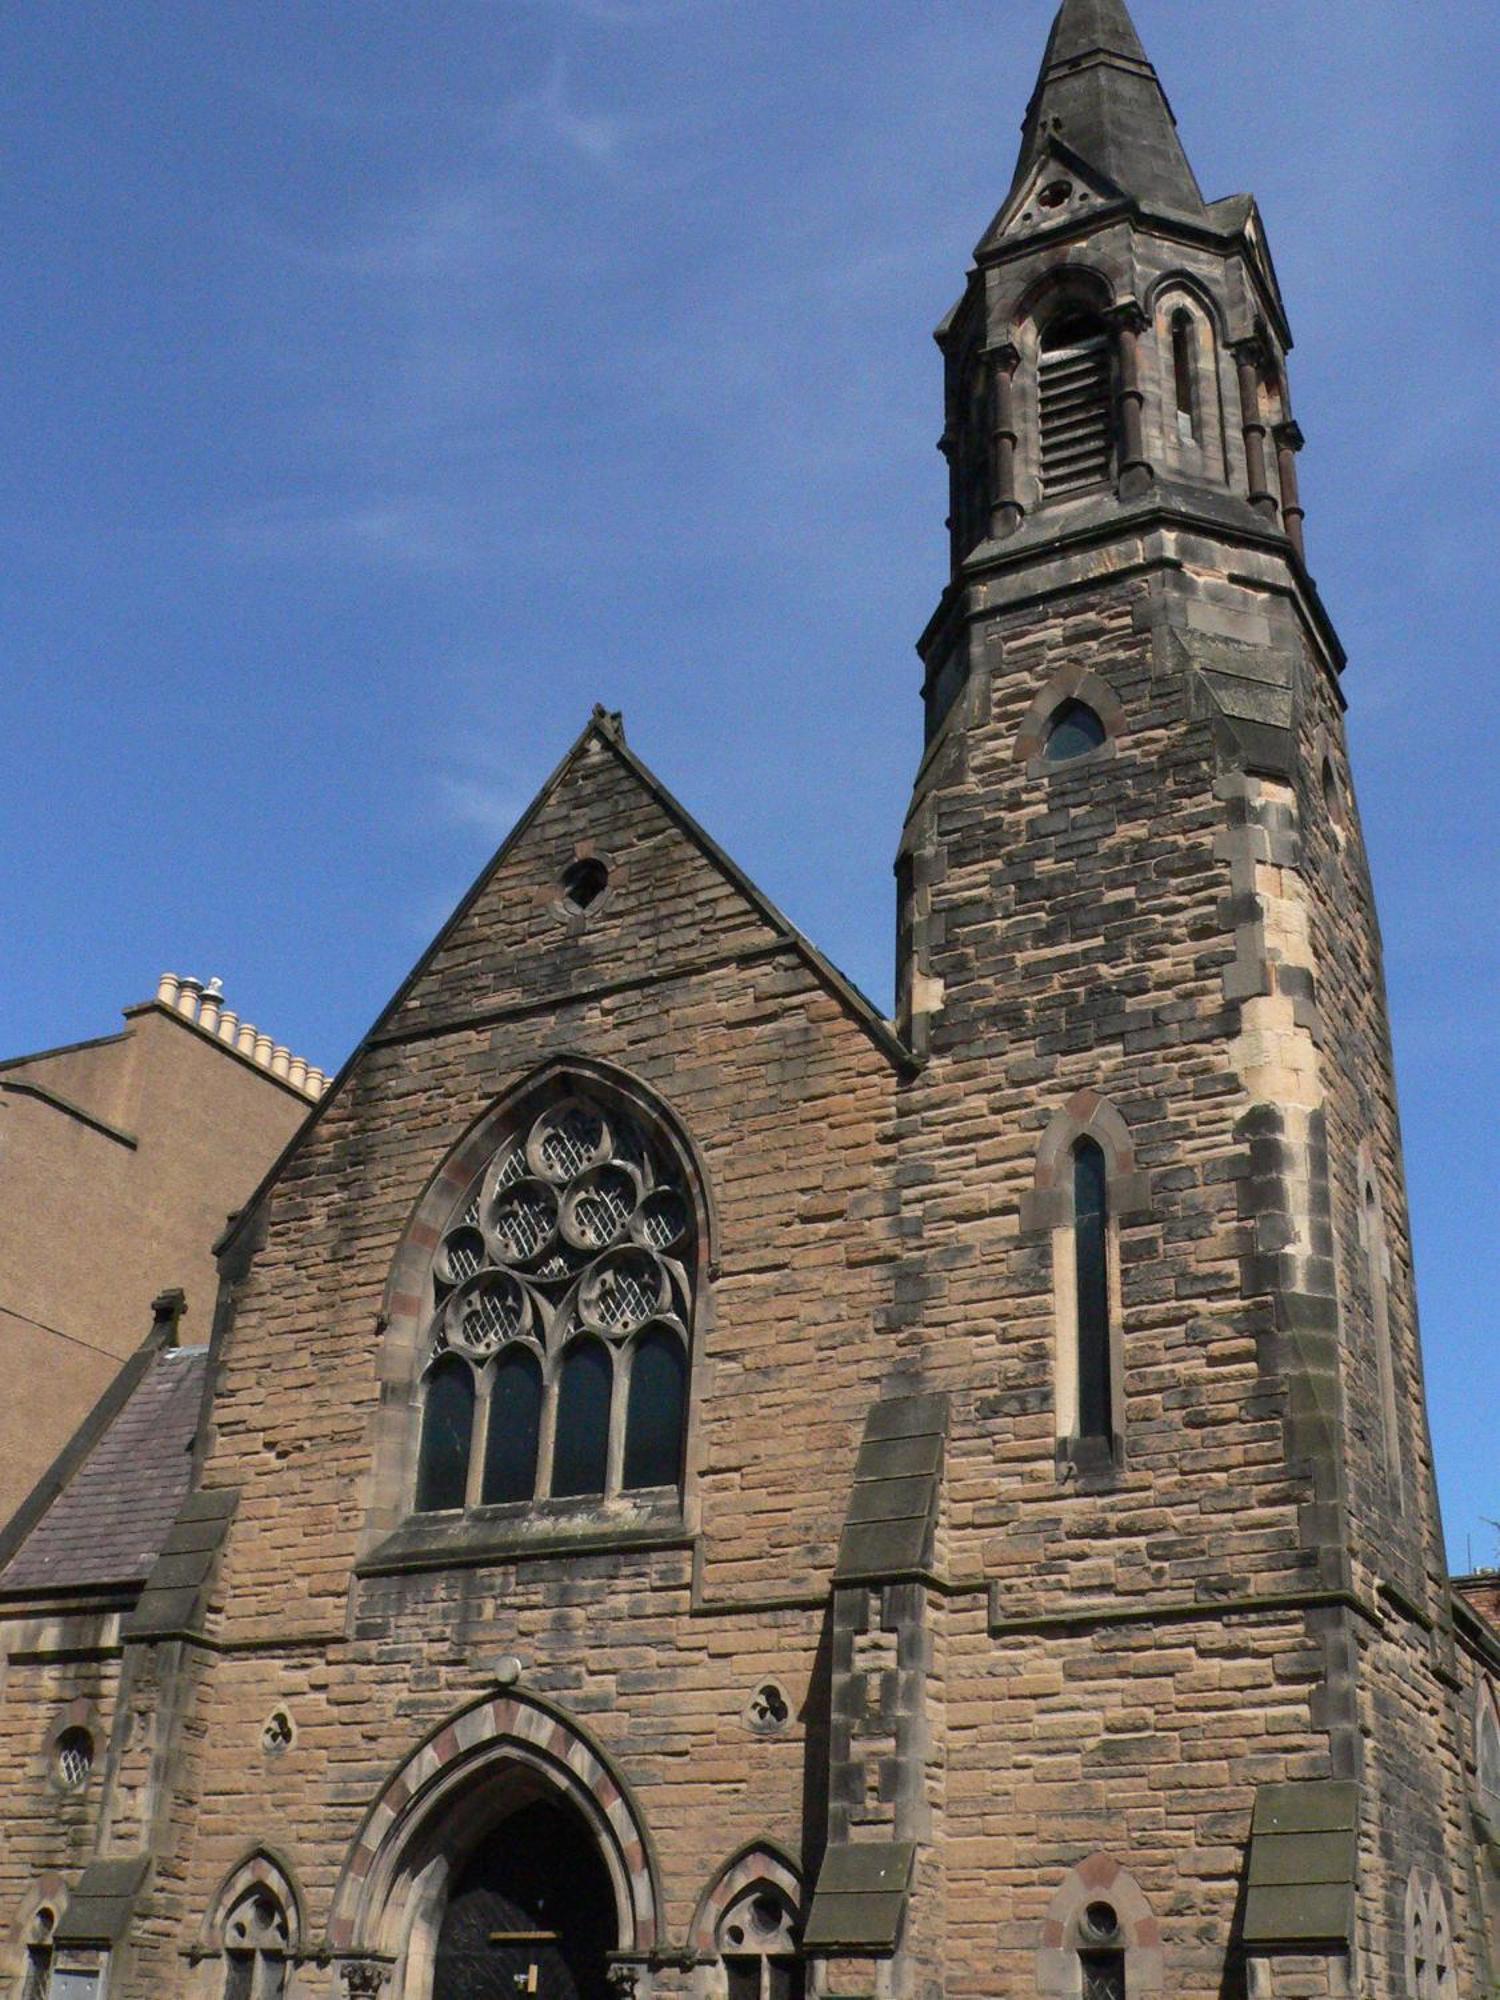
<box><xmin>328</xmin><ymin>1688</ymin><xmax>657</xmax><ymax>1955</ymax></box>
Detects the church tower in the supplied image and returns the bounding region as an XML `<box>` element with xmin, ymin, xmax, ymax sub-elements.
<box><xmin>892</xmin><ymin>1</ymin><xmax>1476</xmax><ymax>1994</ymax></box>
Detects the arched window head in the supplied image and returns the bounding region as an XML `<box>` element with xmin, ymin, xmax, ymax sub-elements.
<box><xmin>222</xmin><ymin>1887</ymin><xmax>289</xmax><ymax>2000</ymax></box>
<box><xmin>21</xmin><ymin>1908</ymin><xmax>55</xmax><ymax>2000</ymax></box>
<box><xmin>413</xmin><ymin>1084</ymin><xmax>699</xmax><ymax>1515</ymax></box>
<box><xmin>1037</xmin><ymin>1857</ymin><xmax>1162</xmax><ymax>2000</ymax></box>
<box><xmin>1405</xmin><ymin>1870</ymin><xmax>1458</xmax><ymax>2000</ymax></box>
<box><xmin>717</xmin><ymin>1883</ymin><xmax>804</xmax><ymax>2000</ymax></box>
<box><xmin>1044</xmin><ymin>699</ymin><xmax>1107</xmax><ymax>765</ymax></box>
<box><xmin>1038</xmin><ymin>311</ymin><xmax>1114</xmax><ymax>498</ymax></box>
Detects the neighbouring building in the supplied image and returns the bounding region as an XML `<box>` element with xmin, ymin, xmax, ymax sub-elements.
<box><xmin>0</xmin><ymin>977</ymin><xmax>325</xmax><ymax>1519</ymax></box>
<box><xmin>0</xmin><ymin>4</ymin><xmax>1495</xmax><ymax>1998</ymax></box>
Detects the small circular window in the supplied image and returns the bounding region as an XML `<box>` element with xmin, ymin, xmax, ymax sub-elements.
<box><xmin>1082</xmin><ymin>1901</ymin><xmax>1121</xmax><ymax>1944</ymax></box>
<box><xmin>1043</xmin><ymin>699</ymin><xmax>1107</xmax><ymax>764</ymax></box>
<box><xmin>561</xmin><ymin>857</ymin><xmax>609</xmax><ymax>914</ymax></box>
<box><xmin>55</xmin><ymin>1726</ymin><xmax>94</xmax><ymax>1792</ymax></box>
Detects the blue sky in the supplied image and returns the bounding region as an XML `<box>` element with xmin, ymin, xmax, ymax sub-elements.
<box><xmin>1</xmin><ymin>1</ymin><xmax>1495</xmax><ymax>1566</ymax></box>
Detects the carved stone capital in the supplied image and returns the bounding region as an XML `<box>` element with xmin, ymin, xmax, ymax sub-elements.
<box><xmin>1273</xmin><ymin>419</ymin><xmax>1305</xmax><ymax>453</ymax></box>
<box><xmin>1110</xmin><ymin>299</ymin><xmax>1149</xmax><ymax>336</ymax></box>
<box><xmin>985</xmin><ymin>340</ymin><xmax>1021</xmax><ymax>374</ymax></box>
<box><xmin>341</xmin><ymin>1963</ymin><xmax>392</xmax><ymax>1997</ymax></box>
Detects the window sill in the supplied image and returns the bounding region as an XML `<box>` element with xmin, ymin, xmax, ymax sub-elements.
<box><xmin>357</xmin><ymin>1490</ymin><xmax>692</xmax><ymax>1578</ymax></box>
<box><xmin>1057</xmin><ymin>1435</ymin><xmax>1122</xmax><ymax>1493</ymax></box>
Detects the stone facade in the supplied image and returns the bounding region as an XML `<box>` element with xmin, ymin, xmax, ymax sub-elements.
<box><xmin>0</xmin><ymin>5</ymin><xmax>1493</xmax><ymax>1999</ymax></box>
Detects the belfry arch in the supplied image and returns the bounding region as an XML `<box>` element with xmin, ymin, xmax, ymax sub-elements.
<box><xmin>329</xmin><ymin>1689</ymin><xmax>660</xmax><ymax>2000</ymax></box>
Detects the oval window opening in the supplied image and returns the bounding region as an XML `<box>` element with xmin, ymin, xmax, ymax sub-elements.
<box><xmin>1043</xmin><ymin>699</ymin><xmax>1107</xmax><ymax>764</ymax></box>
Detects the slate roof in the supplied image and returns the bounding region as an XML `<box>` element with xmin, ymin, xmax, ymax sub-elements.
<box><xmin>1008</xmin><ymin>0</ymin><xmax>1207</xmax><ymax>221</ymax></box>
<box><xmin>0</xmin><ymin>1345</ymin><xmax>207</xmax><ymax>1595</ymax></box>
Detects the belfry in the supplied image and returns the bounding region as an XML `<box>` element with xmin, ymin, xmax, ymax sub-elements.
<box><xmin>0</xmin><ymin>5</ymin><xmax>1495</xmax><ymax>1999</ymax></box>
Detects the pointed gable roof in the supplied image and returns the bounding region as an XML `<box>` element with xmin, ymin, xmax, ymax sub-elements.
<box><xmin>1007</xmin><ymin>0</ymin><xmax>1206</xmax><ymax>223</ymax></box>
<box><xmin>217</xmin><ymin>709</ymin><xmax>913</xmax><ymax>1255</ymax></box>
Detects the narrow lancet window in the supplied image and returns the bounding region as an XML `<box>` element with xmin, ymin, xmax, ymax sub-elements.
<box><xmin>416</xmin><ymin>1356</ymin><xmax>475</xmax><ymax>1512</ymax></box>
<box><xmin>623</xmin><ymin>1328</ymin><xmax>687</xmax><ymax>1490</ymax></box>
<box><xmin>1361</xmin><ymin>1171</ymin><xmax>1403</xmax><ymax>1502</ymax></box>
<box><xmin>551</xmin><ymin>1339</ymin><xmax>612</xmax><ymax>1498</ymax></box>
<box><xmin>1073</xmin><ymin>1139</ymin><xmax>1112</xmax><ymax>1443</ymax></box>
<box><xmin>1171</xmin><ymin>310</ymin><xmax>1198</xmax><ymax>442</ymax></box>
<box><xmin>481</xmin><ymin>1346</ymin><xmax>543</xmax><ymax>1504</ymax></box>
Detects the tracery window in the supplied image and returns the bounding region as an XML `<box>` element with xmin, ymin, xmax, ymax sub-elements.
<box><xmin>717</xmin><ymin>1883</ymin><xmax>804</xmax><ymax>2000</ymax></box>
<box><xmin>20</xmin><ymin>1908</ymin><xmax>53</xmax><ymax>2000</ymax></box>
<box><xmin>221</xmin><ymin>1888</ymin><xmax>289</xmax><ymax>2000</ymax></box>
<box><xmin>1405</xmin><ymin>1870</ymin><xmax>1457</xmax><ymax>2000</ymax></box>
<box><xmin>415</xmin><ymin>1091</ymin><xmax>695</xmax><ymax>1512</ymax></box>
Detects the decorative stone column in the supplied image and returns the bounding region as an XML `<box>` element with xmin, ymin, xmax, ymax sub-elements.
<box><xmin>1112</xmin><ymin>304</ymin><xmax>1154</xmax><ymax>499</ymax></box>
<box><xmin>1234</xmin><ymin>340</ymin><xmax>1280</xmax><ymax>518</ymax></box>
<box><xmin>988</xmin><ymin>342</ymin><xmax>1024</xmax><ymax>537</ymax></box>
<box><xmin>1274</xmin><ymin>420</ymin><xmax>1307</xmax><ymax>562</ymax></box>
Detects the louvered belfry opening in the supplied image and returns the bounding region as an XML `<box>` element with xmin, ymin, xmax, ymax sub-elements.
<box><xmin>1038</xmin><ymin>312</ymin><xmax>1115</xmax><ymax>497</ymax></box>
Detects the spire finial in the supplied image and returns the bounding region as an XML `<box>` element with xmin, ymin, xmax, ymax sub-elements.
<box><xmin>1008</xmin><ymin>0</ymin><xmax>1206</xmax><ymax>220</ymax></box>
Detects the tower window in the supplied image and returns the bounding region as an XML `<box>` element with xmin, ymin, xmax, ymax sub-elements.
<box><xmin>412</xmin><ymin>1088</ymin><xmax>697</xmax><ymax>1515</ymax></box>
<box><xmin>1073</xmin><ymin>1139</ymin><xmax>1112</xmax><ymax>1445</ymax></box>
<box><xmin>1038</xmin><ymin>313</ymin><xmax>1114</xmax><ymax>497</ymax></box>
<box><xmin>1171</xmin><ymin>310</ymin><xmax>1198</xmax><ymax>442</ymax></box>
<box><xmin>1361</xmin><ymin>1171</ymin><xmax>1403</xmax><ymax>1501</ymax></box>
<box><xmin>1043</xmin><ymin>699</ymin><xmax>1107</xmax><ymax>764</ymax></box>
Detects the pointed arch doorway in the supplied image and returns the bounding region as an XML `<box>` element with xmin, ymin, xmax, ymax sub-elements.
<box><xmin>434</xmin><ymin>1795</ymin><xmax>617</xmax><ymax>2000</ymax></box>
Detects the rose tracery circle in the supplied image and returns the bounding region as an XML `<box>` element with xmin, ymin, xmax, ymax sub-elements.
<box><xmin>429</xmin><ymin>1092</ymin><xmax>693</xmax><ymax>1369</ymax></box>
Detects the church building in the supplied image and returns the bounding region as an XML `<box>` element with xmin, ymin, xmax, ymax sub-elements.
<box><xmin>1</xmin><ymin>3</ymin><xmax>1496</xmax><ymax>1996</ymax></box>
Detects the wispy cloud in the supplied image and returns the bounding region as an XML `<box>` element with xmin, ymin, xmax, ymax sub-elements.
<box><xmin>497</xmin><ymin>51</ymin><xmax>657</xmax><ymax>168</ymax></box>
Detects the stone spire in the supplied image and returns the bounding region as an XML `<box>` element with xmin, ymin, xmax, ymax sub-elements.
<box><xmin>1009</xmin><ymin>0</ymin><xmax>1206</xmax><ymax>219</ymax></box>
